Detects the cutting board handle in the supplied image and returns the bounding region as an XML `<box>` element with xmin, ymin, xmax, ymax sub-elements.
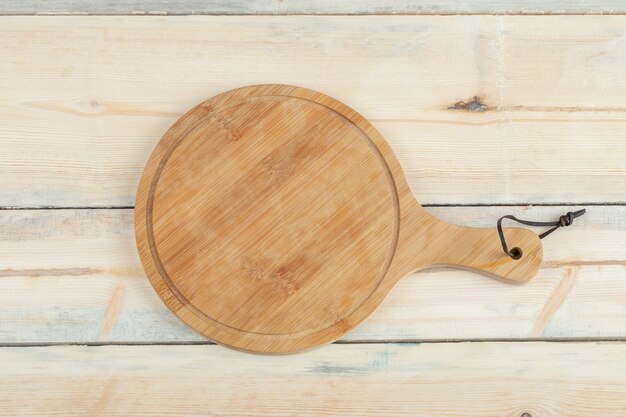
<box><xmin>406</xmin><ymin>211</ymin><xmax>544</xmax><ymax>283</ymax></box>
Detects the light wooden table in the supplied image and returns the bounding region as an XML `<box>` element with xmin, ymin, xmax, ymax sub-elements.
<box><xmin>1</xmin><ymin>2</ymin><xmax>625</xmax><ymax>416</ymax></box>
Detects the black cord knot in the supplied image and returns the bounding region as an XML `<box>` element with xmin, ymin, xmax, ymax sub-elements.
<box><xmin>559</xmin><ymin>213</ymin><xmax>572</xmax><ymax>227</ymax></box>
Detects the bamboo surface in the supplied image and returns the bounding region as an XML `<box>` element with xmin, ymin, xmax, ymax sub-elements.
<box><xmin>133</xmin><ymin>84</ymin><xmax>544</xmax><ymax>352</ymax></box>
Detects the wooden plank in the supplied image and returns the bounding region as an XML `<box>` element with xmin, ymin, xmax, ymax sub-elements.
<box><xmin>1</xmin><ymin>205</ymin><xmax>622</xmax><ymax>344</ymax></box>
<box><xmin>0</xmin><ymin>16</ymin><xmax>625</xmax><ymax>207</ymax></box>
<box><xmin>3</xmin><ymin>0</ymin><xmax>626</xmax><ymax>15</ymax></box>
<box><xmin>2</xmin><ymin>342</ymin><xmax>626</xmax><ymax>416</ymax></box>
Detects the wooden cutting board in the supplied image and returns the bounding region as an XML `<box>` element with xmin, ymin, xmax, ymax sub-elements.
<box><xmin>135</xmin><ymin>84</ymin><xmax>543</xmax><ymax>353</ymax></box>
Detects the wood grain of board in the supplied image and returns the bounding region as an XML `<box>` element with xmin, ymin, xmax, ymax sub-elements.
<box><xmin>1</xmin><ymin>205</ymin><xmax>620</xmax><ymax>344</ymax></box>
<box><xmin>0</xmin><ymin>16</ymin><xmax>625</xmax><ymax>207</ymax></box>
<box><xmin>3</xmin><ymin>0</ymin><xmax>626</xmax><ymax>15</ymax></box>
<box><xmin>1</xmin><ymin>342</ymin><xmax>626</xmax><ymax>416</ymax></box>
<box><xmin>133</xmin><ymin>84</ymin><xmax>542</xmax><ymax>353</ymax></box>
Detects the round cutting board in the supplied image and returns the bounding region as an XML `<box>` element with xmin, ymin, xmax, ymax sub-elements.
<box><xmin>135</xmin><ymin>85</ymin><xmax>543</xmax><ymax>353</ymax></box>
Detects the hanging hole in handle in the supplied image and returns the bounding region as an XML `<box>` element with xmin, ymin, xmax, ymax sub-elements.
<box><xmin>510</xmin><ymin>247</ymin><xmax>523</xmax><ymax>260</ymax></box>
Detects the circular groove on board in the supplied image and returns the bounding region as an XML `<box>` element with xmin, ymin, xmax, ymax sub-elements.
<box><xmin>136</xmin><ymin>85</ymin><xmax>401</xmax><ymax>350</ymax></box>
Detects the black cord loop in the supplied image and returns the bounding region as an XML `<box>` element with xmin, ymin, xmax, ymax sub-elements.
<box><xmin>497</xmin><ymin>209</ymin><xmax>586</xmax><ymax>259</ymax></box>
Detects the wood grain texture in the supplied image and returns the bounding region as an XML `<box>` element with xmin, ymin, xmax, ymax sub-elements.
<box><xmin>3</xmin><ymin>0</ymin><xmax>626</xmax><ymax>15</ymax></box>
<box><xmin>1</xmin><ymin>205</ymin><xmax>619</xmax><ymax>344</ymax></box>
<box><xmin>0</xmin><ymin>16</ymin><xmax>625</xmax><ymax>207</ymax></box>
<box><xmin>2</xmin><ymin>342</ymin><xmax>626</xmax><ymax>416</ymax></box>
<box><xmin>134</xmin><ymin>84</ymin><xmax>541</xmax><ymax>352</ymax></box>
<box><xmin>0</xmin><ymin>8</ymin><xmax>622</xmax><ymax>415</ymax></box>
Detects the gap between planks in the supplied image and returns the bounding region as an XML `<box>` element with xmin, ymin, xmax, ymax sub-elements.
<box><xmin>4</xmin><ymin>338</ymin><xmax>626</xmax><ymax>348</ymax></box>
<box><xmin>7</xmin><ymin>12</ymin><xmax>626</xmax><ymax>16</ymax></box>
<box><xmin>0</xmin><ymin>203</ymin><xmax>614</xmax><ymax>211</ymax></box>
